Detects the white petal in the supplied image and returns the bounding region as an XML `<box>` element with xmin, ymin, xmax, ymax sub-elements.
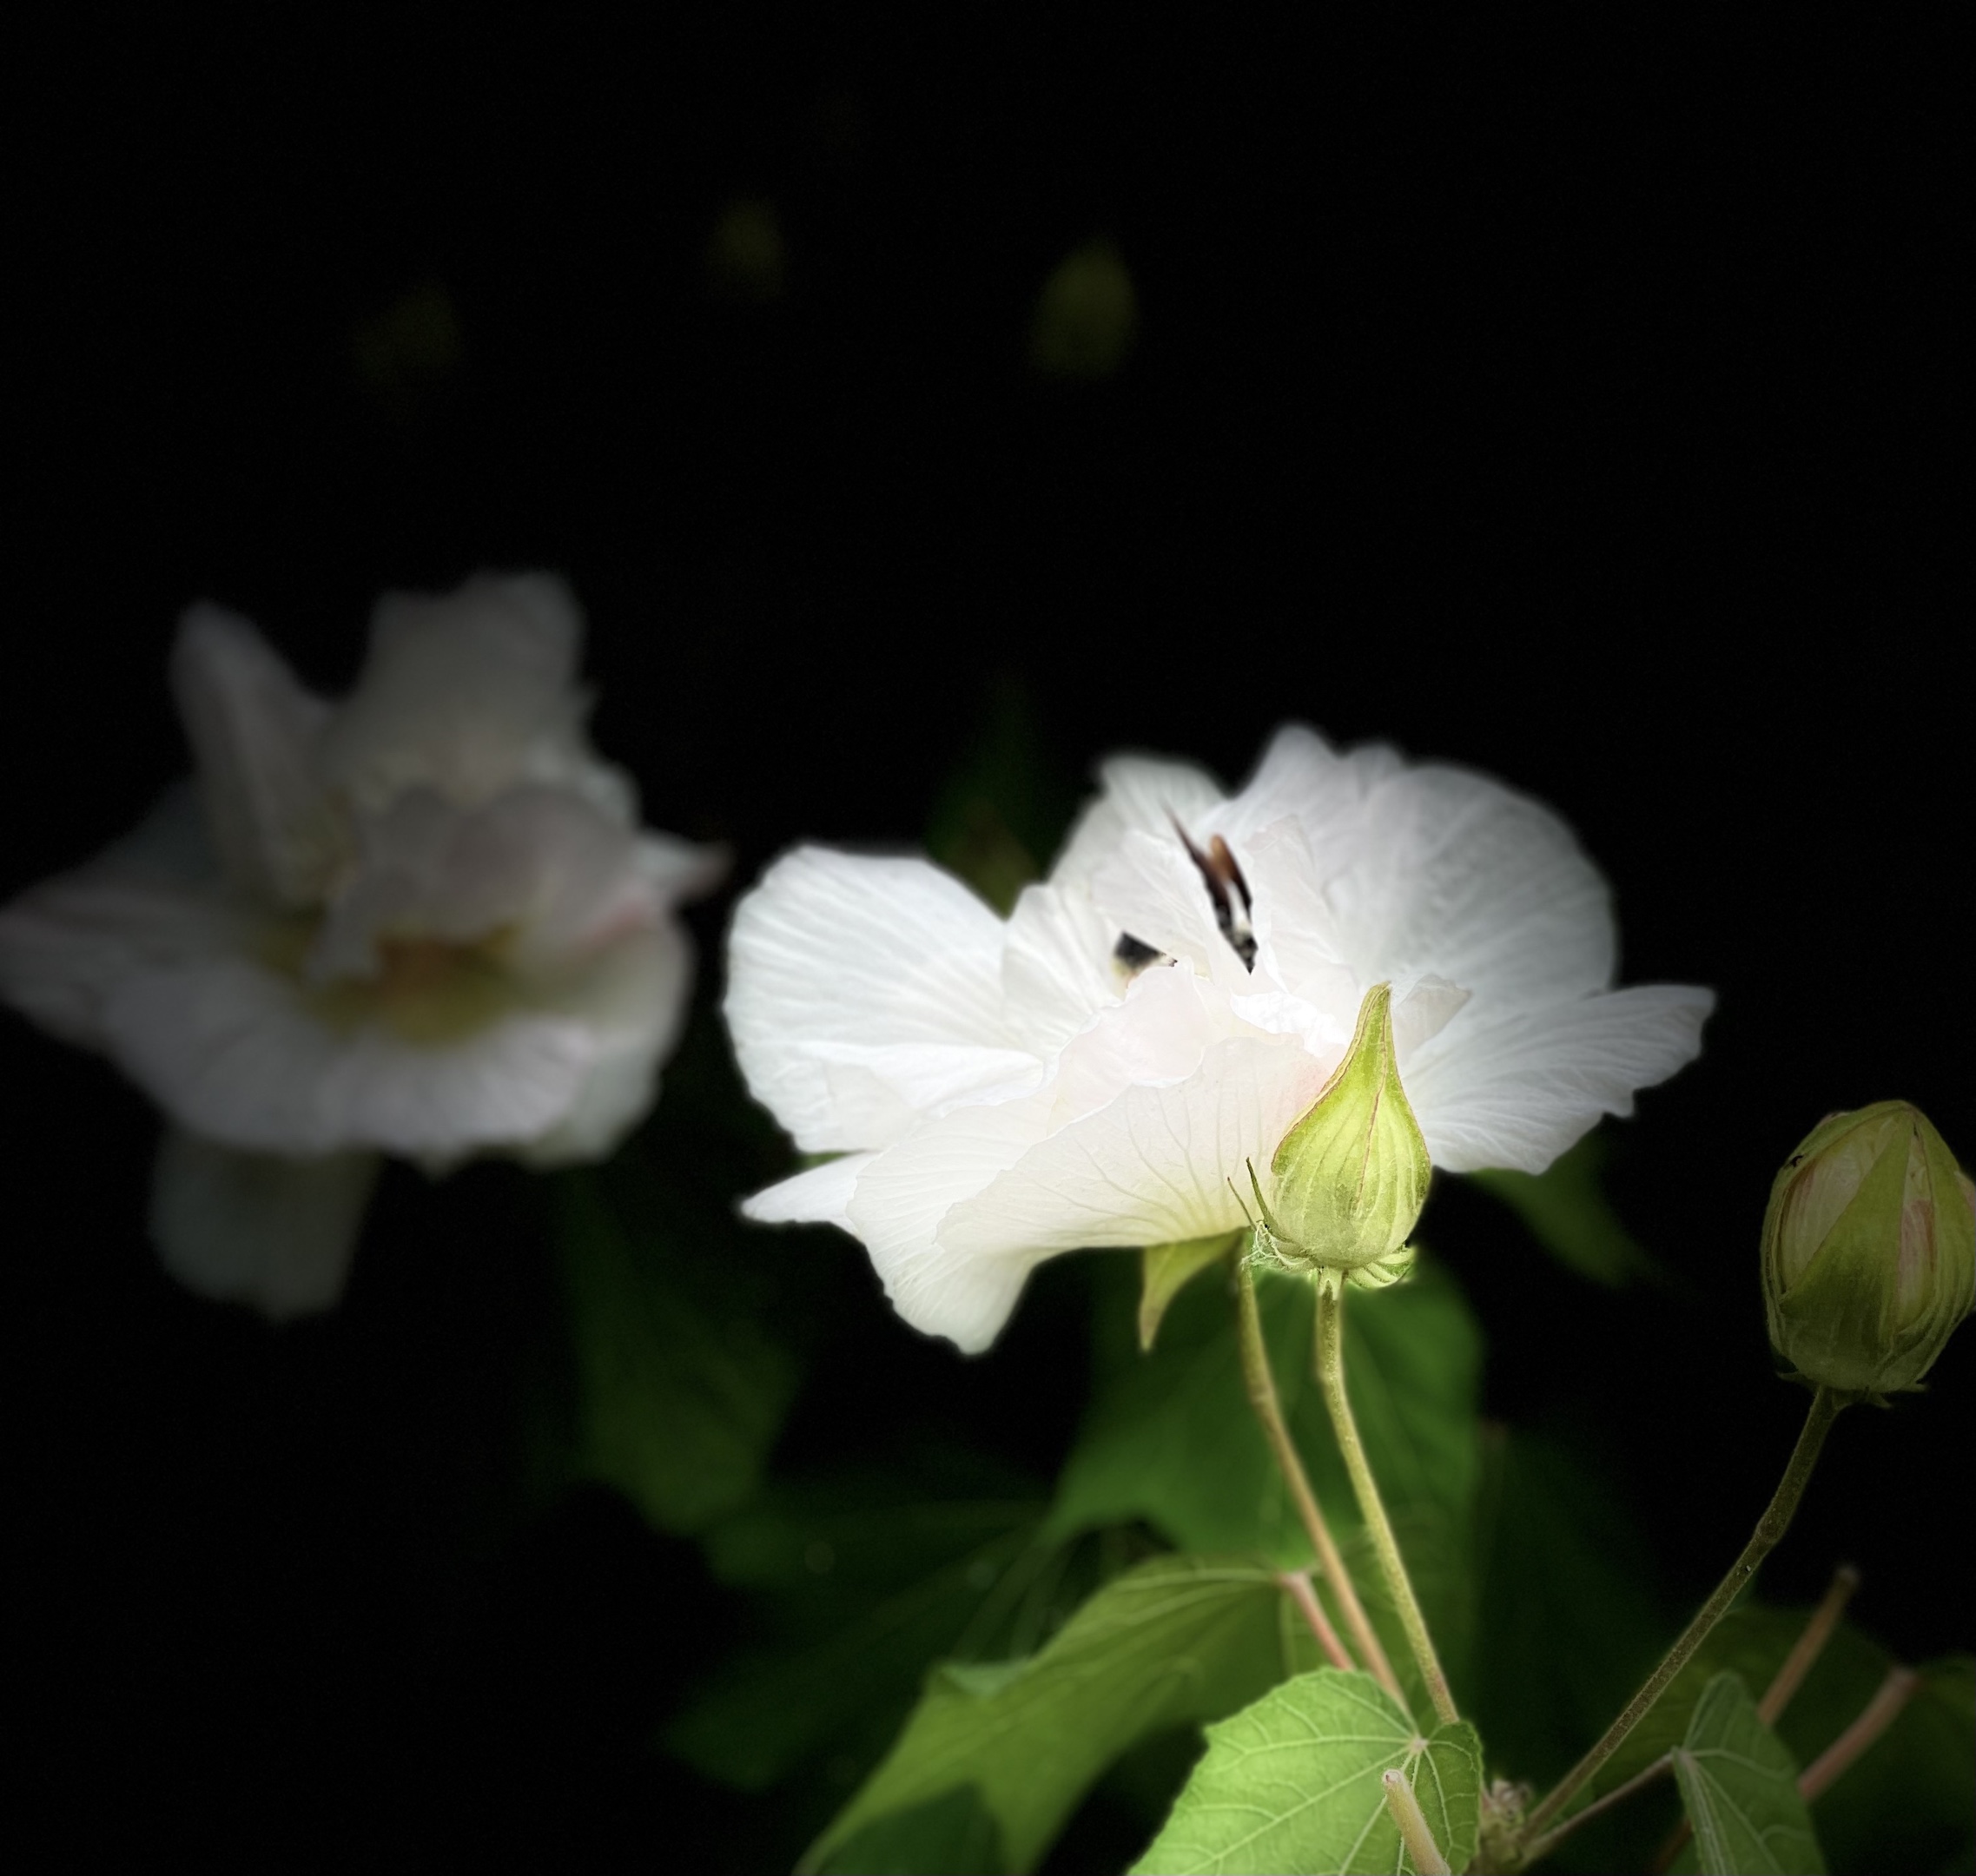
<box><xmin>1000</xmin><ymin>882</ymin><xmax>1119</xmax><ymax>1059</ymax></box>
<box><xmin>1050</xmin><ymin>752</ymin><xmax>1225</xmax><ymax>890</ymax></box>
<box><xmin>634</xmin><ymin>830</ymin><xmax>729</xmax><ymax>906</ymax></box>
<box><xmin>320</xmin><ymin>572</ymin><xmax>593</xmax><ymax>810</ymax></box>
<box><xmin>938</xmin><ymin>1033</ymin><xmax>1327</xmax><ymax>1262</ymax></box>
<box><xmin>1406</xmin><ymin>985</ymin><xmax>1715</xmax><ymax>1172</ymax></box>
<box><xmin>742</xmin><ymin>1151</ymin><xmax>879</xmax><ymax>1230</ymax></box>
<box><xmin>1226</xmin><ymin>986</ymin><xmax>1345</xmax><ymax>1058</ymax></box>
<box><xmin>170</xmin><ymin>604</ymin><xmax>342</xmax><ymax>908</ymax></box>
<box><xmin>303</xmin><ymin>789</ymin><xmax>459</xmax><ymax>980</ymax></box>
<box><xmin>1213</xmin><ymin>723</ymin><xmax>1404</xmax><ymax>849</ymax></box>
<box><xmin>514</xmin><ymin>1047</ymin><xmax>658</xmax><ymax>1166</ymax></box>
<box><xmin>102</xmin><ymin>950</ymin><xmax>596</xmax><ymax>1157</ymax></box>
<box><xmin>1391</xmin><ymin>974</ymin><xmax>1472</xmax><ymax>1060</ymax></box>
<box><xmin>150</xmin><ymin>1128</ymin><xmax>380</xmax><ymax>1318</ymax></box>
<box><xmin>505</xmin><ymin>897</ymin><xmax>702</xmax><ymax>1165</ymax></box>
<box><xmin>307</xmin><ymin>786</ymin><xmax>670</xmax><ymax>984</ymax></box>
<box><xmin>1091</xmin><ymin>829</ymin><xmax>1252</xmax><ymax>993</ymax></box>
<box><xmin>814</xmin><ymin>1041</ymin><xmax>1044</xmax><ymax>1128</ymax></box>
<box><xmin>508</xmin><ymin>813</ymin><xmax>707</xmax><ymax>968</ymax></box>
<box><xmin>725</xmin><ymin>848</ymin><xmax>1018</xmax><ymax>1152</ymax></box>
<box><xmin>846</xmin><ymin>1100</ymin><xmax>1055</xmax><ymax>1351</ymax></box>
<box><xmin>0</xmin><ymin>791</ymin><xmax>235</xmax><ymax>1050</ymax></box>
<box><xmin>1046</xmin><ymin>962</ymin><xmax>1235</xmax><ymax>1126</ymax></box>
<box><xmin>1325</xmin><ymin>763</ymin><xmax>1616</xmax><ymax>1007</ymax></box>
<box><xmin>1237</xmin><ymin>818</ymin><xmax>1362</xmax><ymax>1021</ymax></box>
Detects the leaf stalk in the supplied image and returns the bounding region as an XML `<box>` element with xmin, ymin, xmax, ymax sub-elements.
<box><xmin>1382</xmin><ymin>1767</ymin><xmax>1453</xmax><ymax>1875</ymax></box>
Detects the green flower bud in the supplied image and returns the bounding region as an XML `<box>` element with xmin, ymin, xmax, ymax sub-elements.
<box><xmin>1761</xmin><ymin>1100</ymin><xmax>1976</xmax><ymax>1398</ymax></box>
<box><xmin>1244</xmin><ymin>982</ymin><xmax>1431</xmax><ymax>1283</ymax></box>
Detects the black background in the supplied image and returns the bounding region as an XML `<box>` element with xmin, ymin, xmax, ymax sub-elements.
<box><xmin>6</xmin><ymin>11</ymin><xmax>1966</xmax><ymax>1869</ymax></box>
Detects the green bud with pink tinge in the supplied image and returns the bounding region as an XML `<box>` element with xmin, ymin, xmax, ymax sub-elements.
<box><xmin>1761</xmin><ymin>1101</ymin><xmax>1975</xmax><ymax>1399</ymax></box>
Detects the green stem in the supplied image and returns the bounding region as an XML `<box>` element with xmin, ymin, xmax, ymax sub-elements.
<box><xmin>1232</xmin><ymin>1258</ymin><xmax>1404</xmax><ymax>1706</ymax></box>
<box><xmin>1519</xmin><ymin>1753</ymin><xmax>1674</xmax><ymax>1868</ymax></box>
<box><xmin>1518</xmin><ymin>1385</ymin><xmax>1846</xmax><ymax>1853</ymax></box>
<box><xmin>1520</xmin><ymin>1557</ymin><xmax>1863</xmax><ymax>1867</ymax></box>
<box><xmin>1312</xmin><ymin>1274</ymin><xmax>1459</xmax><ymax>1726</ymax></box>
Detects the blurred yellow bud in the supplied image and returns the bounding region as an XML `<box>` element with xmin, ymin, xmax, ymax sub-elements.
<box><xmin>1028</xmin><ymin>236</ymin><xmax>1137</xmax><ymax>379</ymax></box>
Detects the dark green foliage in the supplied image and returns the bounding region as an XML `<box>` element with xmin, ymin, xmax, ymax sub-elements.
<box><xmin>666</xmin><ymin>1467</ymin><xmax>1047</xmax><ymax>1791</ymax></box>
<box><xmin>1670</xmin><ymin>1672</ymin><xmax>1824</xmax><ymax>1875</ymax></box>
<box><xmin>1047</xmin><ymin>1252</ymin><xmax>1484</xmax><ymax>1702</ymax></box>
<box><xmin>1470</xmin><ymin>1129</ymin><xmax>1658</xmax><ymax>1288</ymax></box>
<box><xmin>802</xmin><ymin>1556</ymin><xmax>1321</xmax><ymax>1875</ymax></box>
<box><xmin>554</xmin><ymin>1169</ymin><xmax>800</xmax><ymax>1535</ymax></box>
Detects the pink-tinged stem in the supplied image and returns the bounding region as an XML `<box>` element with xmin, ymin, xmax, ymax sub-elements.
<box><xmin>1760</xmin><ymin>1562</ymin><xmax>1860</xmax><ymax>1724</ymax></box>
<box><xmin>1797</xmin><ymin>1666</ymin><xmax>1920</xmax><ymax>1803</ymax></box>
<box><xmin>1233</xmin><ymin>1258</ymin><xmax>1404</xmax><ymax>1708</ymax></box>
<box><xmin>1278</xmin><ymin>1569</ymin><xmax>1356</xmax><ymax>1674</ymax></box>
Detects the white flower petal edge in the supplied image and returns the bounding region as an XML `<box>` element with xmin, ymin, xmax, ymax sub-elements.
<box><xmin>1403</xmin><ymin>986</ymin><xmax>1715</xmax><ymax>1172</ymax></box>
<box><xmin>730</xmin><ymin>721</ymin><xmax>1714</xmax><ymax>1352</ymax></box>
<box><xmin>151</xmin><ymin>1129</ymin><xmax>382</xmax><ymax>1321</ymax></box>
<box><xmin>743</xmin><ymin>1151</ymin><xmax>879</xmax><ymax>1234</ymax></box>
<box><xmin>724</xmin><ymin>848</ymin><xmax>1036</xmax><ymax>1153</ymax></box>
<box><xmin>0</xmin><ymin>574</ymin><xmax>723</xmax><ymax>1316</ymax></box>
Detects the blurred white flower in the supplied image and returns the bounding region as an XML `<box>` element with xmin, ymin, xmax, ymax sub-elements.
<box><xmin>727</xmin><ymin>726</ymin><xmax>1712</xmax><ymax>1353</ymax></box>
<box><xmin>0</xmin><ymin>574</ymin><xmax>723</xmax><ymax>1318</ymax></box>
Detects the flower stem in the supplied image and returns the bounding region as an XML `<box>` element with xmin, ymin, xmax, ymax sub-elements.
<box><xmin>1232</xmin><ymin>1257</ymin><xmax>1403</xmax><ymax>1705</ymax></box>
<box><xmin>1312</xmin><ymin>1274</ymin><xmax>1460</xmax><ymax>1726</ymax></box>
<box><xmin>1520</xmin><ymin>1558</ymin><xmax>1864</xmax><ymax>1868</ymax></box>
<box><xmin>1519</xmin><ymin>1384</ymin><xmax>1846</xmax><ymax>1851</ymax></box>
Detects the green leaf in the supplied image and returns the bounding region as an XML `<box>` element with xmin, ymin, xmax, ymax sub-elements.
<box><xmin>1139</xmin><ymin>1235</ymin><xmax>1239</xmax><ymax>1351</ymax></box>
<box><xmin>1131</xmin><ymin>1668</ymin><xmax>1483</xmax><ymax>1875</ymax></box>
<box><xmin>664</xmin><ymin>1470</ymin><xmax>1047</xmax><ymax>1792</ymax></box>
<box><xmin>799</xmin><ymin>1555</ymin><xmax>1318</xmax><ymax>1875</ymax></box>
<box><xmin>1594</xmin><ymin>1608</ymin><xmax>1881</xmax><ymax>1798</ymax></box>
<box><xmin>1047</xmin><ymin>1258</ymin><xmax>1484</xmax><ymax>1690</ymax></box>
<box><xmin>1804</xmin><ymin>1653</ymin><xmax>1973</xmax><ymax>1876</ymax></box>
<box><xmin>1580</xmin><ymin>1608</ymin><xmax>1973</xmax><ymax>1876</ymax></box>
<box><xmin>1671</xmin><ymin>1672</ymin><xmax>1825</xmax><ymax>1875</ymax></box>
<box><xmin>1468</xmin><ymin>1428</ymin><xmax>1666</xmax><ymax>1787</ymax></box>
<box><xmin>553</xmin><ymin>1171</ymin><xmax>797</xmax><ymax>1535</ymax></box>
<box><xmin>1470</xmin><ymin>1129</ymin><xmax>1655</xmax><ymax>1286</ymax></box>
<box><xmin>811</xmin><ymin>1787</ymin><xmax>1005</xmax><ymax>1875</ymax></box>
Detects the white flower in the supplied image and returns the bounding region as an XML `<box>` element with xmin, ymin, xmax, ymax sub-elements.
<box><xmin>0</xmin><ymin>573</ymin><xmax>724</xmax><ymax>1318</ymax></box>
<box><xmin>726</xmin><ymin>725</ymin><xmax>1713</xmax><ymax>1353</ymax></box>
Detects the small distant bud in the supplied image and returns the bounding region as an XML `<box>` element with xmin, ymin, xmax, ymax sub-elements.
<box><xmin>1028</xmin><ymin>237</ymin><xmax>1137</xmax><ymax>379</ymax></box>
<box><xmin>1762</xmin><ymin>1101</ymin><xmax>1976</xmax><ymax>1398</ymax></box>
<box><xmin>1245</xmin><ymin>983</ymin><xmax>1431</xmax><ymax>1280</ymax></box>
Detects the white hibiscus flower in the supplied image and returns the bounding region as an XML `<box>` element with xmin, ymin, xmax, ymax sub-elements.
<box><xmin>0</xmin><ymin>573</ymin><xmax>724</xmax><ymax>1318</ymax></box>
<box><xmin>726</xmin><ymin>725</ymin><xmax>1712</xmax><ymax>1352</ymax></box>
